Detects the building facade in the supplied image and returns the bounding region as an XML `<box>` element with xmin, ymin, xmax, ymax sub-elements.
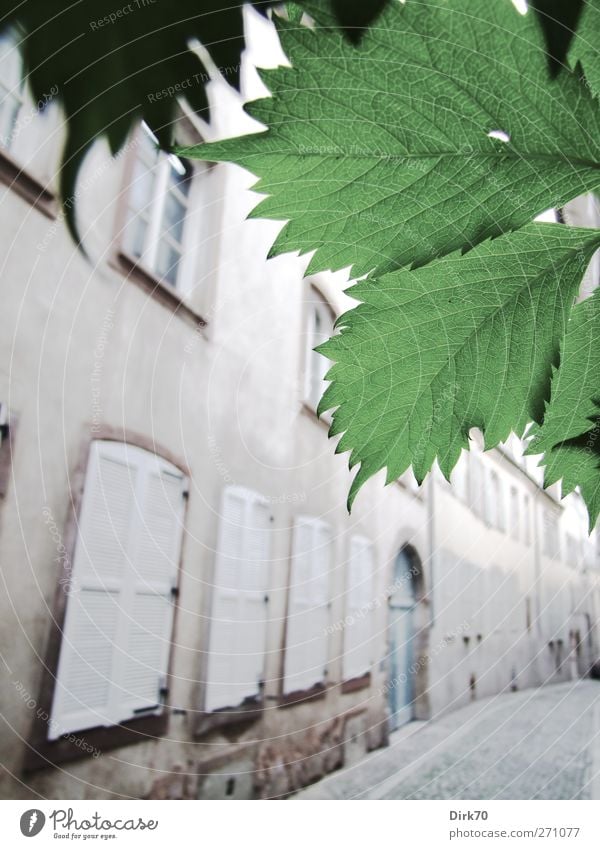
<box><xmin>0</xmin><ymin>10</ymin><xmax>598</xmax><ymax>800</ymax></box>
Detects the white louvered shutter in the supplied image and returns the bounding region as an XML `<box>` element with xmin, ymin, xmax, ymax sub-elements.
<box><xmin>49</xmin><ymin>442</ymin><xmax>186</xmax><ymax>739</ymax></box>
<box><xmin>205</xmin><ymin>487</ymin><xmax>271</xmax><ymax>712</ymax></box>
<box><xmin>283</xmin><ymin>517</ymin><xmax>331</xmax><ymax>694</ymax></box>
<box><xmin>343</xmin><ymin>536</ymin><xmax>374</xmax><ymax>681</ymax></box>
<box><xmin>116</xmin><ymin>455</ymin><xmax>186</xmax><ymax>720</ymax></box>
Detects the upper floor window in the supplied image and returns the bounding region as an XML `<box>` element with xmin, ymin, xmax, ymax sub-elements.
<box><xmin>509</xmin><ymin>485</ymin><xmax>520</xmax><ymax>540</ymax></box>
<box><xmin>450</xmin><ymin>455</ymin><xmax>468</xmax><ymax>502</ymax></box>
<box><xmin>468</xmin><ymin>454</ymin><xmax>484</xmax><ymax>520</ymax></box>
<box><xmin>542</xmin><ymin>509</ymin><xmax>561</xmax><ymax>560</ymax></box>
<box><xmin>488</xmin><ymin>470</ymin><xmax>505</xmax><ymax>531</ymax></box>
<box><xmin>304</xmin><ymin>287</ymin><xmax>334</xmax><ymax>410</ymax></box>
<box><xmin>0</xmin><ymin>29</ymin><xmax>59</xmax><ymax>182</ymax></box>
<box><xmin>523</xmin><ymin>494</ymin><xmax>531</xmax><ymax>546</ymax></box>
<box><xmin>566</xmin><ymin>533</ymin><xmax>580</xmax><ymax>570</ymax></box>
<box><xmin>123</xmin><ymin>123</ymin><xmax>198</xmax><ymax>292</ymax></box>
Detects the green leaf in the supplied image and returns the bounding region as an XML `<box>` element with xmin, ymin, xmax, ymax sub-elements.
<box><xmin>527</xmin><ymin>288</ymin><xmax>600</xmax><ymax>529</ymax></box>
<box><xmin>529</xmin><ymin>287</ymin><xmax>600</xmax><ymax>452</ymax></box>
<box><xmin>2</xmin><ymin>0</ymin><xmax>390</xmax><ymax>244</ymax></box>
<box><xmin>181</xmin><ymin>0</ymin><xmax>600</xmax><ymax>279</ymax></box>
<box><xmin>316</xmin><ymin>224</ymin><xmax>600</xmax><ymax>509</ymax></box>
<box><xmin>537</xmin><ymin>436</ymin><xmax>600</xmax><ymax>532</ymax></box>
<box><xmin>569</xmin><ymin>0</ymin><xmax>600</xmax><ymax>99</ymax></box>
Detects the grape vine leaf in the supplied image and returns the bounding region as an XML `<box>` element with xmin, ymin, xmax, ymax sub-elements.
<box><xmin>182</xmin><ymin>0</ymin><xmax>600</xmax><ymax>279</ymax></box>
<box><xmin>529</xmin><ymin>288</ymin><xmax>600</xmax><ymax>452</ymax></box>
<box><xmin>569</xmin><ymin>0</ymin><xmax>600</xmax><ymax>99</ymax></box>
<box><xmin>536</xmin><ymin>434</ymin><xmax>600</xmax><ymax>532</ymax></box>
<box><xmin>314</xmin><ymin>224</ymin><xmax>600</xmax><ymax>509</ymax></box>
<box><xmin>527</xmin><ymin>287</ymin><xmax>600</xmax><ymax>528</ymax></box>
<box><xmin>1</xmin><ymin>0</ymin><xmax>389</xmax><ymax>243</ymax></box>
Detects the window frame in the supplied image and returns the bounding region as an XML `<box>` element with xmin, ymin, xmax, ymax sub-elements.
<box><xmin>114</xmin><ymin>121</ymin><xmax>210</xmax><ymax>329</ymax></box>
<box><xmin>24</xmin><ymin>430</ymin><xmax>189</xmax><ymax>772</ymax></box>
<box><xmin>118</xmin><ymin>125</ymin><xmax>205</xmax><ymax>291</ymax></box>
<box><xmin>122</xmin><ymin>124</ymin><xmax>195</xmax><ymax>288</ymax></box>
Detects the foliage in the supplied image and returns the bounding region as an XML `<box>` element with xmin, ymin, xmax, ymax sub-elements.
<box><xmin>1</xmin><ymin>1</ymin><xmax>390</xmax><ymax>240</ymax></box>
<box><xmin>317</xmin><ymin>226</ymin><xmax>600</xmax><ymax>508</ymax></box>
<box><xmin>183</xmin><ymin>0</ymin><xmax>600</xmax><ymax>524</ymax></box>
<box><xmin>529</xmin><ymin>289</ymin><xmax>600</xmax><ymax>529</ymax></box>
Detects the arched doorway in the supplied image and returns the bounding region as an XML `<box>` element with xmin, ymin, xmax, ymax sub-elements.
<box><xmin>387</xmin><ymin>546</ymin><xmax>424</xmax><ymax>730</ymax></box>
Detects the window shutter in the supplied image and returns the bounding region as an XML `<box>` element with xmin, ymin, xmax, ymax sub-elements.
<box><xmin>117</xmin><ymin>457</ymin><xmax>186</xmax><ymax>720</ymax></box>
<box><xmin>343</xmin><ymin>535</ymin><xmax>374</xmax><ymax>681</ymax></box>
<box><xmin>283</xmin><ymin>517</ymin><xmax>331</xmax><ymax>694</ymax></box>
<box><xmin>49</xmin><ymin>442</ymin><xmax>186</xmax><ymax>739</ymax></box>
<box><xmin>204</xmin><ymin>487</ymin><xmax>271</xmax><ymax>712</ymax></box>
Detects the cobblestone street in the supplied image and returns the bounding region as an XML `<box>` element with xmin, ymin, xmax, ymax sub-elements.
<box><xmin>294</xmin><ymin>681</ymin><xmax>600</xmax><ymax>800</ymax></box>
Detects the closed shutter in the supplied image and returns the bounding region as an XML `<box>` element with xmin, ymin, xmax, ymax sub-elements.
<box><xmin>205</xmin><ymin>486</ymin><xmax>271</xmax><ymax>712</ymax></box>
<box><xmin>343</xmin><ymin>535</ymin><xmax>374</xmax><ymax>681</ymax></box>
<box><xmin>117</xmin><ymin>457</ymin><xmax>186</xmax><ymax>720</ymax></box>
<box><xmin>283</xmin><ymin>517</ymin><xmax>331</xmax><ymax>694</ymax></box>
<box><xmin>49</xmin><ymin>442</ymin><xmax>186</xmax><ymax>739</ymax></box>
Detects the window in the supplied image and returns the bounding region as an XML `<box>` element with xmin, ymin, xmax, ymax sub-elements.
<box><xmin>304</xmin><ymin>288</ymin><xmax>334</xmax><ymax>410</ymax></box>
<box><xmin>509</xmin><ymin>485</ymin><xmax>520</xmax><ymax>540</ymax></box>
<box><xmin>566</xmin><ymin>533</ymin><xmax>580</xmax><ymax>570</ymax></box>
<box><xmin>0</xmin><ymin>29</ymin><xmax>59</xmax><ymax>181</ymax></box>
<box><xmin>489</xmin><ymin>471</ymin><xmax>505</xmax><ymax>531</ymax></box>
<box><xmin>204</xmin><ymin>486</ymin><xmax>271</xmax><ymax>712</ymax></box>
<box><xmin>123</xmin><ymin>123</ymin><xmax>199</xmax><ymax>291</ymax></box>
<box><xmin>342</xmin><ymin>535</ymin><xmax>374</xmax><ymax>681</ymax></box>
<box><xmin>542</xmin><ymin>509</ymin><xmax>560</xmax><ymax>559</ymax></box>
<box><xmin>469</xmin><ymin>455</ymin><xmax>484</xmax><ymax>519</ymax></box>
<box><xmin>49</xmin><ymin>441</ymin><xmax>187</xmax><ymax>739</ymax></box>
<box><xmin>523</xmin><ymin>494</ymin><xmax>531</xmax><ymax>546</ymax></box>
<box><xmin>450</xmin><ymin>455</ymin><xmax>468</xmax><ymax>502</ymax></box>
<box><xmin>283</xmin><ymin>517</ymin><xmax>331</xmax><ymax>694</ymax></box>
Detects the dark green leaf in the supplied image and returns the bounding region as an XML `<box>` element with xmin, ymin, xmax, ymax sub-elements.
<box><xmin>2</xmin><ymin>0</ymin><xmax>390</xmax><ymax>243</ymax></box>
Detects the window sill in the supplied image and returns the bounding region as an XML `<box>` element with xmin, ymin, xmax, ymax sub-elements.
<box><xmin>341</xmin><ymin>672</ymin><xmax>371</xmax><ymax>694</ymax></box>
<box><xmin>277</xmin><ymin>682</ymin><xmax>328</xmax><ymax>708</ymax></box>
<box><xmin>115</xmin><ymin>252</ymin><xmax>207</xmax><ymax>330</ymax></box>
<box><xmin>0</xmin><ymin>148</ymin><xmax>57</xmax><ymax>219</ymax></box>
<box><xmin>23</xmin><ymin>713</ymin><xmax>168</xmax><ymax>772</ymax></box>
<box><xmin>194</xmin><ymin>696</ymin><xmax>263</xmax><ymax>738</ymax></box>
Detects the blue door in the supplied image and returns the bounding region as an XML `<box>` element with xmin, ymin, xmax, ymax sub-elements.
<box><xmin>388</xmin><ymin>550</ymin><xmax>416</xmax><ymax>730</ymax></box>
